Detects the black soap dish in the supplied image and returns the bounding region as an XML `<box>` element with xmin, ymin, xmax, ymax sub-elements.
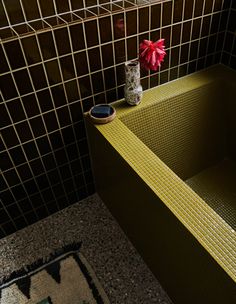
<box><xmin>89</xmin><ymin>104</ymin><xmax>116</xmax><ymax>124</ymax></box>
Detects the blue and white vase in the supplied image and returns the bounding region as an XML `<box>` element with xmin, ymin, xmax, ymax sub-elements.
<box><xmin>124</xmin><ymin>60</ymin><xmax>143</xmax><ymax>106</ymax></box>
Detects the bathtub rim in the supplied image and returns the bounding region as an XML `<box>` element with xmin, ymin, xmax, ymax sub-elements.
<box><xmin>87</xmin><ymin>64</ymin><xmax>236</xmax><ymax>283</ymax></box>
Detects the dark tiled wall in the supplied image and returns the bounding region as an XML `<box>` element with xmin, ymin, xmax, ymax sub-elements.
<box><xmin>222</xmin><ymin>1</ymin><xmax>236</xmax><ymax>68</ymax></box>
<box><xmin>0</xmin><ymin>0</ymin><xmax>231</xmax><ymax>238</ymax></box>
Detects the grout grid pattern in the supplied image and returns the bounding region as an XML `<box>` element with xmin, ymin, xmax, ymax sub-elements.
<box><xmin>0</xmin><ymin>0</ymin><xmax>235</xmax><ymax>238</ymax></box>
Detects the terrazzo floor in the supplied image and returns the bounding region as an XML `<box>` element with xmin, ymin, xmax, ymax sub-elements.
<box><xmin>0</xmin><ymin>194</ymin><xmax>173</xmax><ymax>304</ymax></box>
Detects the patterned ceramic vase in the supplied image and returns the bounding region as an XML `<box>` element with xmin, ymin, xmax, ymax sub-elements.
<box><xmin>124</xmin><ymin>60</ymin><xmax>143</xmax><ymax>106</ymax></box>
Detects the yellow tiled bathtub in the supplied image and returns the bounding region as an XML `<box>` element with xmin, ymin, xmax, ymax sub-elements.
<box><xmin>86</xmin><ymin>65</ymin><xmax>236</xmax><ymax>304</ymax></box>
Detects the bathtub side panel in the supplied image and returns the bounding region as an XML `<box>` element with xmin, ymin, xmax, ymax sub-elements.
<box><xmin>86</xmin><ymin>120</ymin><xmax>236</xmax><ymax>304</ymax></box>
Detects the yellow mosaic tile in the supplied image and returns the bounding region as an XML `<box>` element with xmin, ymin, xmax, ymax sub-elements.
<box><xmin>94</xmin><ymin>65</ymin><xmax>236</xmax><ymax>282</ymax></box>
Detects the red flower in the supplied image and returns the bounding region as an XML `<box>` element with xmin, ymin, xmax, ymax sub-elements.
<box><xmin>139</xmin><ymin>39</ymin><xmax>166</xmax><ymax>71</ymax></box>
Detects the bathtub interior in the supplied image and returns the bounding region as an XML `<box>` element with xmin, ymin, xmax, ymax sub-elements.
<box><xmin>120</xmin><ymin>78</ymin><xmax>236</xmax><ymax>229</ymax></box>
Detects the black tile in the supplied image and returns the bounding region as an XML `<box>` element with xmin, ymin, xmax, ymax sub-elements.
<box><xmin>1</xmin><ymin>189</ymin><xmax>15</xmax><ymax>206</ymax></box>
<box><xmin>22</xmin><ymin>35</ymin><xmax>41</xmax><ymax>65</ymax></box>
<box><xmin>0</xmin><ymin>74</ymin><xmax>18</xmax><ymax>100</ymax></box>
<box><xmin>190</xmin><ymin>41</ymin><xmax>199</xmax><ymax>61</ymax></box>
<box><xmin>0</xmin><ymin>103</ymin><xmax>11</xmax><ymax>129</ymax></box>
<box><xmin>57</xmin><ymin>106</ymin><xmax>71</xmax><ymax>127</ymax></box>
<box><xmin>42</xmin><ymin>153</ymin><xmax>57</xmax><ymax>170</ymax></box>
<box><xmin>199</xmin><ymin>38</ymin><xmax>208</xmax><ymax>57</ymax></box>
<box><xmin>114</xmin><ymin>40</ymin><xmax>125</xmax><ymax>64</ymax></box>
<box><xmin>60</xmin><ymin>56</ymin><xmax>75</xmax><ymax>81</ymax></box>
<box><xmin>99</xmin><ymin>16</ymin><xmax>112</xmax><ymax>42</ymax></box>
<box><xmin>38</xmin><ymin>31</ymin><xmax>56</xmax><ymax>60</ymax></box>
<box><xmin>0</xmin><ymin>208</ymin><xmax>9</xmax><ymax>222</ymax></box>
<box><xmin>45</xmin><ymin>60</ymin><xmax>62</xmax><ymax>85</ymax></box>
<box><xmin>194</xmin><ymin>0</ymin><xmax>204</xmax><ymax>17</ymax></box>
<box><xmin>30</xmin><ymin>193</ymin><xmax>44</xmax><ymax>209</ymax></box>
<box><xmin>30</xmin><ymin>65</ymin><xmax>48</xmax><ymax>90</ymax></box>
<box><xmin>13</xmin><ymin>69</ymin><xmax>33</xmax><ymax>95</ymax></box>
<box><xmin>204</xmin><ymin>0</ymin><xmax>214</xmax><ymax>14</ymax></box>
<box><xmin>151</xmin><ymin>4</ymin><xmax>161</xmax><ymax>29</ymax></box>
<box><xmin>71</xmin><ymin>0</ymin><xmax>84</xmax><ymax>10</ymax></box>
<box><xmin>88</xmin><ymin>48</ymin><xmax>101</xmax><ymax>72</ymax></box>
<box><xmin>29</xmin><ymin>116</ymin><xmax>46</xmax><ymax>137</ymax></box>
<box><xmin>14</xmin><ymin>216</ymin><xmax>27</xmax><ymax>230</ymax></box>
<box><xmin>81</xmin><ymin>97</ymin><xmax>94</xmax><ymax>112</ymax></box>
<box><xmin>4</xmin><ymin>169</ymin><xmax>20</xmax><ymax>187</ymax></box>
<box><xmin>22</xmin><ymin>0</ymin><xmax>40</xmax><ymax>20</ymax></box>
<box><xmin>211</xmin><ymin>13</ymin><xmax>220</xmax><ymax>34</ymax></box>
<box><xmin>184</xmin><ymin>0</ymin><xmax>194</xmax><ymax>20</ymax></box>
<box><xmin>55</xmin><ymin>0</ymin><xmax>69</xmax><ymax>13</ymax></box>
<box><xmin>22</xmin><ymin>94</ymin><xmax>41</xmax><ymax>118</ymax></box>
<box><xmin>0</xmin><ymin>175</ymin><xmax>7</xmax><ymax>191</ymax></box>
<box><xmin>24</xmin><ymin>179</ymin><xmax>39</xmax><ymax>195</ymax></box>
<box><xmin>41</xmin><ymin>188</ymin><xmax>55</xmax><ymax>202</ymax></box>
<box><xmin>85</xmin><ymin>20</ymin><xmax>99</xmax><ymax>47</ymax></box>
<box><xmin>162</xmin><ymin>1</ymin><xmax>172</xmax><ymax>26</ymax></box>
<box><xmin>30</xmin><ymin>158</ymin><xmax>45</xmax><ymax>176</ymax></box>
<box><xmin>11</xmin><ymin>184</ymin><xmax>28</xmax><ymax>201</ymax></box>
<box><xmin>39</xmin><ymin>0</ymin><xmax>55</xmax><ymax>16</ymax></box>
<box><xmin>81</xmin><ymin>155</ymin><xmax>91</xmax><ymax>171</ymax></box>
<box><xmin>55</xmin><ymin>148</ymin><xmax>68</xmax><ymax>166</ymax></box>
<box><xmin>64</xmin><ymin>178</ymin><xmax>75</xmax><ymax>193</ymax></box>
<box><xmin>104</xmin><ymin>68</ymin><xmax>116</xmax><ymax>90</ymax></box>
<box><xmin>61</xmin><ymin>125</ymin><xmax>75</xmax><ymax>145</ymax></box>
<box><xmin>173</xmin><ymin>0</ymin><xmax>183</xmax><ymax>23</ymax></box>
<box><xmin>54</xmin><ymin>27</ymin><xmax>71</xmax><ymax>56</ymax></box>
<box><xmin>47</xmin><ymin>202</ymin><xmax>58</xmax><ymax>214</ymax></box>
<box><xmin>0</xmin><ymin>2</ymin><xmax>8</xmax><ymax>27</ymax></box>
<box><xmin>37</xmin><ymin>89</ymin><xmax>54</xmax><ymax>112</ymax></box>
<box><xmin>161</xmin><ymin>27</ymin><xmax>171</xmax><ymax>48</ymax></box>
<box><xmin>74</xmin><ymin>120</ymin><xmax>86</xmax><ymax>139</ymax></box>
<box><xmin>4</xmin><ymin>0</ymin><xmax>24</xmax><ymax>24</ymax></box>
<box><xmin>201</xmin><ymin>16</ymin><xmax>211</xmax><ymax>37</ymax></box>
<box><xmin>207</xmin><ymin>35</ymin><xmax>217</xmax><ymax>54</ymax></box>
<box><xmin>182</xmin><ymin>21</ymin><xmax>191</xmax><ymax>43</ymax></box>
<box><xmin>214</xmin><ymin>0</ymin><xmax>223</xmax><ymax>12</ymax></box>
<box><xmin>66</xmin><ymin>143</ymin><xmax>79</xmax><ymax>160</ymax></box>
<box><xmin>43</xmin><ymin>111</ymin><xmax>59</xmax><ymax>132</ymax></box>
<box><xmin>1</xmin><ymin>127</ymin><xmax>20</xmax><ymax>149</ymax></box>
<box><xmin>49</xmin><ymin>131</ymin><xmax>64</xmax><ymax>149</ymax></box>
<box><xmin>70</xmin><ymin>23</ymin><xmax>85</xmax><ymax>51</ymax></box>
<box><xmin>52</xmin><ymin>183</ymin><xmax>66</xmax><ymax>197</ymax></box>
<box><xmin>75</xmin><ymin>51</ymin><xmax>89</xmax><ymax>76</ymax></box>
<box><xmin>180</xmin><ymin>43</ymin><xmax>190</xmax><ymax>64</ymax></box>
<box><xmin>127</xmin><ymin>36</ymin><xmax>137</xmax><ymax>60</ymax></box>
<box><xmin>17</xmin><ymin>163</ymin><xmax>33</xmax><ymax>181</ymax></box>
<box><xmin>70</xmin><ymin>102</ymin><xmax>83</xmax><ymax>123</ymax></box>
<box><xmin>36</xmin><ymin>174</ymin><xmax>50</xmax><ymax>189</ymax></box>
<box><xmin>36</xmin><ymin>136</ymin><xmax>52</xmax><ymax>155</ymax></box>
<box><xmin>222</xmin><ymin>10</ymin><xmax>232</xmax><ymax>31</ymax></box>
<box><xmin>139</xmin><ymin>7</ymin><xmax>149</xmax><ymax>32</ymax></box>
<box><xmin>113</xmin><ymin>13</ymin><xmax>125</xmax><ymax>40</ymax></box>
<box><xmin>23</xmin><ymin>141</ymin><xmax>39</xmax><ymax>160</ymax></box>
<box><xmin>172</xmin><ymin>24</ymin><xmax>181</xmax><ymax>46</ymax></box>
<box><xmin>48</xmin><ymin>169</ymin><xmax>61</xmax><ymax>185</ymax></box>
<box><xmin>4</xmin><ymin>40</ymin><xmax>26</xmax><ymax>70</ymax></box>
<box><xmin>7</xmin><ymin>99</ymin><xmax>26</xmax><ymax>123</ymax></box>
<box><xmin>51</xmin><ymin>84</ymin><xmax>67</xmax><ymax>106</ymax></box>
<box><xmin>15</xmin><ymin>121</ymin><xmax>33</xmax><ymax>143</ymax></box>
<box><xmin>106</xmin><ymin>89</ymin><xmax>117</xmax><ymax>103</ymax></box>
<box><xmin>0</xmin><ymin>45</ymin><xmax>9</xmax><ymax>74</ymax></box>
<box><xmin>9</xmin><ymin>146</ymin><xmax>26</xmax><ymax>166</ymax></box>
<box><xmin>6</xmin><ymin>203</ymin><xmax>22</xmax><ymax>219</ymax></box>
<box><xmin>79</xmin><ymin>76</ymin><xmax>92</xmax><ymax>98</ymax></box>
<box><xmin>192</xmin><ymin>18</ymin><xmax>201</xmax><ymax>40</ymax></box>
<box><xmin>71</xmin><ymin>159</ymin><xmax>83</xmax><ymax>175</ymax></box>
<box><xmin>2</xmin><ymin>222</ymin><xmax>16</xmax><ymax>235</ymax></box>
<box><xmin>126</xmin><ymin>9</ymin><xmax>137</xmax><ymax>36</ymax></box>
<box><xmin>24</xmin><ymin>210</ymin><xmax>38</xmax><ymax>224</ymax></box>
<box><xmin>65</xmin><ymin>80</ymin><xmax>80</xmax><ymax>103</ymax></box>
<box><xmin>102</xmin><ymin>44</ymin><xmax>114</xmax><ymax>68</ymax></box>
<box><xmin>92</xmin><ymin>72</ymin><xmax>104</xmax><ymax>94</ymax></box>
<box><xmin>35</xmin><ymin>205</ymin><xmax>48</xmax><ymax>219</ymax></box>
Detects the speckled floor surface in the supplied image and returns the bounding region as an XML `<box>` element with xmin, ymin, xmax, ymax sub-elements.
<box><xmin>0</xmin><ymin>194</ymin><xmax>173</xmax><ymax>304</ymax></box>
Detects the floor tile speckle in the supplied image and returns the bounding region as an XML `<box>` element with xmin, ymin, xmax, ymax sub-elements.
<box><xmin>0</xmin><ymin>194</ymin><xmax>173</xmax><ymax>304</ymax></box>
